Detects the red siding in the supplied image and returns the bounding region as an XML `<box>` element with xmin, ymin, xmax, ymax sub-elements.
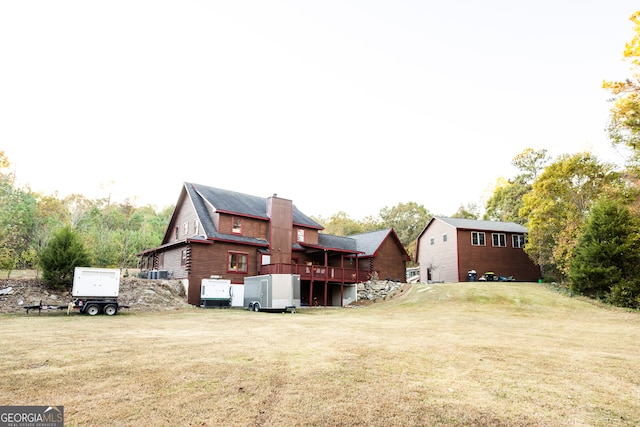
<box><xmin>370</xmin><ymin>235</ymin><xmax>407</xmax><ymax>282</ymax></box>
<box><xmin>456</xmin><ymin>230</ymin><xmax>540</xmax><ymax>281</ymax></box>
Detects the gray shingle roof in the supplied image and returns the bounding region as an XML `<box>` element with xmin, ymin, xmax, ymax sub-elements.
<box><xmin>317</xmin><ymin>228</ymin><xmax>404</xmax><ymax>256</ymax></box>
<box><xmin>317</xmin><ymin>234</ymin><xmax>359</xmax><ymax>252</ymax></box>
<box><xmin>349</xmin><ymin>229</ymin><xmax>392</xmax><ymax>256</ymax></box>
<box><xmin>186</xmin><ymin>183</ymin><xmax>323</xmax><ymax>229</ymax></box>
<box><xmin>435</xmin><ymin>217</ymin><xmax>528</xmax><ymax>233</ymax></box>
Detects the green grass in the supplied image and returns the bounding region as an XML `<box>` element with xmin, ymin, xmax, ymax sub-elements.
<box><xmin>1</xmin><ymin>282</ymin><xmax>639</xmax><ymax>426</ymax></box>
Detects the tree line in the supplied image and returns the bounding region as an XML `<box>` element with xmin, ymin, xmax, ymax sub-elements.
<box><xmin>0</xmin><ymin>158</ymin><xmax>173</xmax><ymax>279</ymax></box>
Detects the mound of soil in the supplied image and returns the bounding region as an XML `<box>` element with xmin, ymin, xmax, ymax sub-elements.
<box><xmin>0</xmin><ymin>277</ymin><xmax>191</xmax><ymax>314</ymax></box>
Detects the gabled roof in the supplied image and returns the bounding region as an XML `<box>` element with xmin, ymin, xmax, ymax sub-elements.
<box><xmin>311</xmin><ymin>228</ymin><xmax>410</xmax><ymax>260</ymax></box>
<box><xmin>349</xmin><ymin>229</ymin><xmax>392</xmax><ymax>256</ymax></box>
<box><xmin>349</xmin><ymin>228</ymin><xmax>411</xmax><ymax>260</ymax></box>
<box><xmin>433</xmin><ymin>217</ymin><xmax>527</xmax><ymax>233</ymax></box>
<box><xmin>187</xmin><ymin>183</ymin><xmax>323</xmax><ymax>229</ymax></box>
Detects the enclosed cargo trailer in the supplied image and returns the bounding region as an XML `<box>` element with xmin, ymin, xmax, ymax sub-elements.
<box><xmin>244</xmin><ymin>274</ymin><xmax>300</xmax><ymax>313</ymax></box>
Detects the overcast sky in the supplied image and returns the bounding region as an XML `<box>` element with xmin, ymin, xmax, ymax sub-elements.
<box><xmin>1</xmin><ymin>1</ymin><xmax>637</xmax><ymax>219</ymax></box>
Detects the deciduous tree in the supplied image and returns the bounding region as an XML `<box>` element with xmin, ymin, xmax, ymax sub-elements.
<box><xmin>484</xmin><ymin>148</ymin><xmax>549</xmax><ymax>224</ymax></box>
<box><xmin>520</xmin><ymin>152</ymin><xmax>621</xmax><ymax>279</ymax></box>
<box><xmin>603</xmin><ymin>11</ymin><xmax>640</xmax><ymax>157</ymax></box>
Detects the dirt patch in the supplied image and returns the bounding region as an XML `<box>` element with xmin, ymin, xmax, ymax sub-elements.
<box><xmin>0</xmin><ymin>277</ymin><xmax>190</xmax><ymax>314</ymax></box>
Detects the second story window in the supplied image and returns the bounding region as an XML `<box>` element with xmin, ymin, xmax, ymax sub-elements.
<box><xmin>183</xmin><ymin>222</ymin><xmax>189</xmax><ymax>236</ymax></box>
<box><xmin>297</xmin><ymin>228</ymin><xmax>305</xmax><ymax>242</ymax></box>
<box><xmin>443</xmin><ymin>234</ymin><xmax>447</xmax><ymax>243</ymax></box>
<box><xmin>232</xmin><ymin>217</ymin><xmax>242</xmax><ymax>234</ymax></box>
<box><xmin>175</xmin><ymin>226</ymin><xmax>179</xmax><ymax>240</ymax></box>
<box><xmin>194</xmin><ymin>219</ymin><xmax>199</xmax><ymax>235</ymax></box>
<box><xmin>512</xmin><ymin>234</ymin><xmax>525</xmax><ymax>248</ymax></box>
<box><xmin>492</xmin><ymin>233</ymin><xmax>506</xmax><ymax>247</ymax></box>
<box><xmin>471</xmin><ymin>232</ymin><xmax>485</xmax><ymax>246</ymax></box>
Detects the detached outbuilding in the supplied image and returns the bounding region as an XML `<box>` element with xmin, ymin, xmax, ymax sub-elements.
<box><xmin>415</xmin><ymin>217</ymin><xmax>541</xmax><ymax>283</ymax></box>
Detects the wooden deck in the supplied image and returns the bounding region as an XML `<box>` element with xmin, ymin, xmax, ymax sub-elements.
<box><xmin>259</xmin><ymin>263</ymin><xmax>370</xmax><ymax>283</ymax></box>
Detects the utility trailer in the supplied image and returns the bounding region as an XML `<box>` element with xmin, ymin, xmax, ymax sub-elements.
<box><xmin>244</xmin><ymin>274</ymin><xmax>300</xmax><ymax>313</ymax></box>
<box><xmin>71</xmin><ymin>267</ymin><xmax>125</xmax><ymax>316</ymax></box>
<box><xmin>23</xmin><ymin>267</ymin><xmax>127</xmax><ymax>316</ymax></box>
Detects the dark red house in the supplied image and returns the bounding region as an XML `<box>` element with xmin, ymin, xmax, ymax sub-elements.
<box><xmin>138</xmin><ymin>183</ymin><xmax>410</xmax><ymax>306</ymax></box>
<box><xmin>415</xmin><ymin>217</ymin><xmax>540</xmax><ymax>282</ymax></box>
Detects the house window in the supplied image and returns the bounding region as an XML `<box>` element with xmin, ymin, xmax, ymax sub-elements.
<box><xmin>183</xmin><ymin>222</ymin><xmax>189</xmax><ymax>236</ymax></box>
<box><xmin>443</xmin><ymin>234</ymin><xmax>447</xmax><ymax>243</ymax></box>
<box><xmin>175</xmin><ymin>226</ymin><xmax>179</xmax><ymax>240</ymax></box>
<box><xmin>228</xmin><ymin>251</ymin><xmax>248</xmax><ymax>273</ymax></box>
<box><xmin>512</xmin><ymin>234</ymin><xmax>525</xmax><ymax>248</ymax></box>
<box><xmin>194</xmin><ymin>219</ymin><xmax>199</xmax><ymax>235</ymax></box>
<box><xmin>430</xmin><ymin>238</ymin><xmax>434</xmax><ymax>245</ymax></box>
<box><xmin>471</xmin><ymin>232</ymin><xmax>485</xmax><ymax>246</ymax></box>
<box><xmin>297</xmin><ymin>228</ymin><xmax>305</xmax><ymax>242</ymax></box>
<box><xmin>261</xmin><ymin>254</ymin><xmax>271</xmax><ymax>266</ymax></box>
<box><xmin>232</xmin><ymin>217</ymin><xmax>242</xmax><ymax>234</ymax></box>
<box><xmin>181</xmin><ymin>249</ymin><xmax>187</xmax><ymax>266</ymax></box>
<box><xmin>492</xmin><ymin>233</ymin><xmax>506</xmax><ymax>247</ymax></box>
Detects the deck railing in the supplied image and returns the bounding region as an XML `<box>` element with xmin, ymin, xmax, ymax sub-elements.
<box><xmin>259</xmin><ymin>263</ymin><xmax>370</xmax><ymax>283</ymax></box>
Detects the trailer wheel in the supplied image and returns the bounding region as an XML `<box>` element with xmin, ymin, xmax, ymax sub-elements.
<box><xmin>248</xmin><ymin>302</ymin><xmax>254</xmax><ymax>311</ymax></box>
<box><xmin>103</xmin><ymin>304</ymin><xmax>118</xmax><ymax>316</ymax></box>
<box><xmin>85</xmin><ymin>304</ymin><xmax>100</xmax><ymax>316</ymax></box>
<box><xmin>252</xmin><ymin>302</ymin><xmax>260</xmax><ymax>312</ymax></box>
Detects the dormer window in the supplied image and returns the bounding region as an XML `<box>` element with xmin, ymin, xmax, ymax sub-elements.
<box><xmin>232</xmin><ymin>217</ymin><xmax>242</xmax><ymax>234</ymax></box>
<box><xmin>297</xmin><ymin>228</ymin><xmax>305</xmax><ymax>242</ymax></box>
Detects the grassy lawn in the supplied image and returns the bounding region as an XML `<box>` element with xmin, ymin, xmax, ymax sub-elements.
<box><xmin>1</xmin><ymin>282</ymin><xmax>638</xmax><ymax>426</ymax></box>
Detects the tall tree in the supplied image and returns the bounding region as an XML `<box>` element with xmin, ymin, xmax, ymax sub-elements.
<box><xmin>484</xmin><ymin>178</ymin><xmax>530</xmax><ymax>224</ymax></box>
<box><xmin>451</xmin><ymin>202</ymin><xmax>480</xmax><ymax>219</ymax></box>
<box><xmin>313</xmin><ymin>211</ymin><xmax>381</xmax><ymax>237</ymax></box>
<box><xmin>484</xmin><ymin>148</ymin><xmax>549</xmax><ymax>224</ymax></box>
<box><xmin>603</xmin><ymin>11</ymin><xmax>640</xmax><ymax>158</ymax></box>
<box><xmin>379</xmin><ymin>202</ymin><xmax>432</xmax><ymax>263</ymax></box>
<box><xmin>568</xmin><ymin>198</ymin><xmax>640</xmax><ymax>308</ymax></box>
<box><xmin>0</xmin><ymin>154</ymin><xmax>38</xmax><ymax>273</ymax></box>
<box><xmin>379</xmin><ymin>202</ymin><xmax>432</xmax><ymax>248</ymax></box>
<box><xmin>520</xmin><ymin>152</ymin><xmax>621</xmax><ymax>279</ymax></box>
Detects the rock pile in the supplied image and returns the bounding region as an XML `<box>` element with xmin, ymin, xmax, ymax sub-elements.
<box><xmin>0</xmin><ymin>277</ymin><xmax>190</xmax><ymax>314</ymax></box>
<box><xmin>357</xmin><ymin>279</ymin><xmax>406</xmax><ymax>301</ymax></box>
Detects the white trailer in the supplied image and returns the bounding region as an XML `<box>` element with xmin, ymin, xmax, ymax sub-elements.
<box><xmin>244</xmin><ymin>274</ymin><xmax>300</xmax><ymax>313</ymax></box>
<box><xmin>71</xmin><ymin>267</ymin><xmax>124</xmax><ymax>315</ymax></box>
